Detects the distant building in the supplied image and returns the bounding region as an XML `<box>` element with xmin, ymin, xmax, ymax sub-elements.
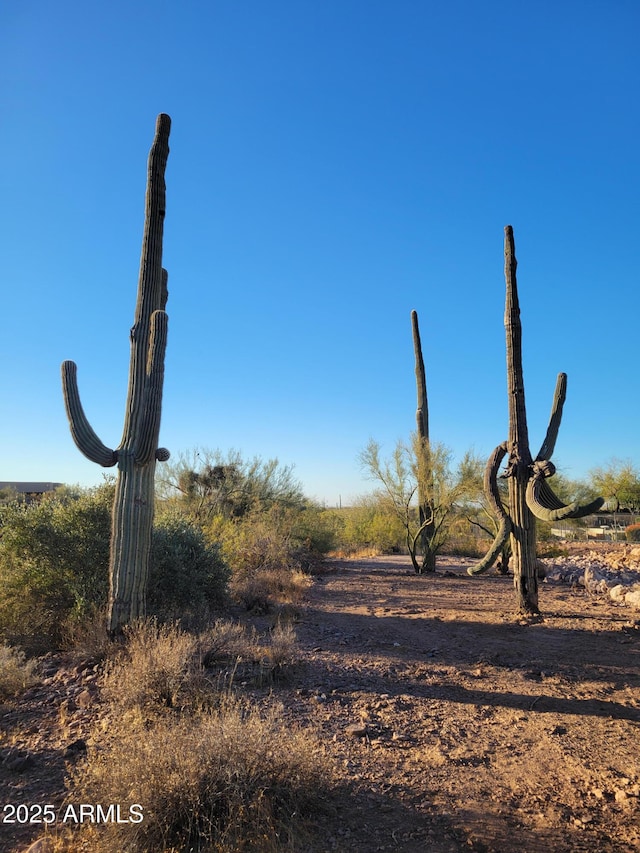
<box><xmin>0</xmin><ymin>482</ymin><xmax>63</xmax><ymax>502</ymax></box>
<box><xmin>551</xmin><ymin>510</ymin><xmax>640</xmax><ymax>541</ymax></box>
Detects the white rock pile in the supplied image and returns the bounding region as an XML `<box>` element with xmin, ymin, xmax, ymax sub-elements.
<box><xmin>542</xmin><ymin>546</ymin><xmax>640</xmax><ymax>611</ymax></box>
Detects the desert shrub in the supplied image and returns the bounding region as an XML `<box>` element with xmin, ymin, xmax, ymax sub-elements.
<box><xmin>287</xmin><ymin>504</ymin><xmax>340</xmax><ymax>555</ymax></box>
<box><xmin>0</xmin><ymin>488</ymin><xmax>230</xmax><ymax>651</ymax></box>
<box><xmin>149</xmin><ymin>513</ymin><xmax>230</xmax><ymax>621</ymax></box>
<box><xmin>625</xmin><ymin>523</ymin><xmax>640</xmax><ymax>542</ymax></box>
<box><xmin>102</xmin><ymin>619</ymin><xmax>299</xmax><ymax>714</ymax></box>
<box><xmin>230</xmin><ymin>565</ymin><xmax>312</xmax><ymax>613</ymax></box>
<box><xmin>64</xmin><ymin>697</ymin><xmax>336</xmax><ymax>853</ymax></box>
<box><xmin>199</xmin><ymin>618</ymin><xmax>300</xmax><ymax>689</ymax></box>
<box><xmin>330</xmin><ymin>499</ymin><xmax>405</xmax><ymax>555</ymax></box>
<box><xmin>0</xmin><ymin>484</ymin><xmax>113</xmax><ymax>650</ymax></box>
<box><xmin>208</xmin><ymin>511</ymin><xmax>312</xmax><ymax>612</ymax></box>
<box><xmin>0</xmin><ymin>644</ymin><xmax>37</xmax><ymax>699</ymax></box>
<box><xmin>101</xmin><ymin>620</ymin><xmax>201</xmax><ymax>711</ymax></box>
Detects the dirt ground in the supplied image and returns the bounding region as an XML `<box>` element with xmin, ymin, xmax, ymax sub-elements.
<box><xmin>1</xmin><ymin>549</ymin><xmax>639</xmax><ymax>852</ymax></box>
<box><xmin>275</xmin><ymin>552</ymin><xmax>640</xmax><ymax>852</ymax></box>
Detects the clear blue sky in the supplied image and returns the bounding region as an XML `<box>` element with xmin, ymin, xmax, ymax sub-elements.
<box><xmin>1</xmin><ymin>1</ymin><xmax>638</xmax><ymax>505</ymax></box>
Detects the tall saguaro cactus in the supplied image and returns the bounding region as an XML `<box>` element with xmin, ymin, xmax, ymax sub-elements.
<box><xmin>469</xmin><ymin>226</ymin><xmax>603</xmax><ymax>613</ymax></box>
<box><xmin>62</xmin><ymin>114</ymin><xmax>172</xmax><ymax>635</ymax></box>
<box><xmin>411</xmin><ymin>310</ymin><xmax>436</xmax><ymax>573</ymax></box>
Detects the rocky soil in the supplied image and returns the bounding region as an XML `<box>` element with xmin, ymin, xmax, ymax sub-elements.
<box><xmin>2</xmin><ymin>544</ymin><xmax>640</xmax><ymax>852</ymax></box>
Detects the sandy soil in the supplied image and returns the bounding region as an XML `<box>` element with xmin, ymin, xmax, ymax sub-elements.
<box><xmin>272</xmin><ymin>553</ymin><xmax>640</xmax><ymax>852</ymax></box>
<box><xmin>2</xmin><ymin>550</ymin><xmax>639</xmax><ymax>852</ymax></box>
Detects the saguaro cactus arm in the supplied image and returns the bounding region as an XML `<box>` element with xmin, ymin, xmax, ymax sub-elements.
<box><xmin>526</xmin><ymin>461</ymin><xmax>604</xmax><ymax>521</ymax></box>
<box><xmin>61</xmin><ymin>360</ymin><xmax>118</xmax><ymax>467</ymax></box>
<box><xmin>468</xmin><ymin>442</ymin><xmax>511</xmax><ymax>576</ymax></box>
<box><xmin>134</xmin><ymin>306</ymin><xmax>169</xmax><ymax>466</ymax></box>
<box><xmin>536</xmin><ymin>373</ymin><xmax>567</xmax><ymax>462</ymax></box>
<box><xmin>525</xmin><ymin>372</ymin><xmax>604</xmax><ymax>521</ymax></box>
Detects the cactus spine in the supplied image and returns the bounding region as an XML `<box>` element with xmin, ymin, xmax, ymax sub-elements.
<box><xmin>469</xmin><ymin>226</ymin><xmax>603</xmax><ymax>613</ymax></box>
<box><xmin>411</xmin><ymin>310</ymin><xmax>436</xmax><ymax>573</ymax></box>
<box><xmin>62</xmin><ymin>114</ymin><xmax>171</xmax><ymax>635</ymax></box>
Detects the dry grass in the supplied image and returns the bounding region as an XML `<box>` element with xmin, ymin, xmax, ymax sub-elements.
<box><xmin>62</xmin><ymin>699</ymin><xmax>335</xmax><ymax>852</ymax></box>
<box><xmin>99</xmin><ymin>619</ymin><xmax>303</xmax><ymax>718</ymax></box>
<box><xmin>230</xmin><ymin>566</ymin><xmax>311</xmax><ymax>614</ymax></box>
<box><xmin>58</xmin><ymin>620</ymin><xmax>337</xmax><ymax>853</ymax></box>
<box><xmin>62</xmin><ymin>607</ymin><xmax>112</xmax><ymax>661</ymax></box>
<box><xmin>100</xmin><ymin>620</ymin><xmax>201</xmax><ymax>711</ymax></box>
<box><xmin>0</xmin><ymin>643</ymin><xmax>37</xmax><ymax>699</ymax></box>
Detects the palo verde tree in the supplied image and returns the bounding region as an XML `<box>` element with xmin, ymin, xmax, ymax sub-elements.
<box><xmin>360</xmin><ymin>437</ymin><xmax>464</xmax><ymax>574</ymax></box>
<box><xmin>411</xmin><ymin>310</ymin><xmax>436</xmax><ymax>572</ymax></box>
<box><xmin>61</xmin><ymin>114</ymin><xmax>172</xmax><ymax>635</ymax></box>
<box><xmin>589</xmin><ymin>459</ymin><xmax>640</xmax><ymax>513</ymax></box>
<box><xmin>157</xmin><ymin>448</ymin><xmax>305</xmax><ymax>525</ymax></box>
<box><xmin>469</xmin><ymin>226</ymin><xmax>603</xmax><ymax>613</ymax></box>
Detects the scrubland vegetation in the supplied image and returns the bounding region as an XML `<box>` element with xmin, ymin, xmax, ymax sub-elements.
<box><xmin>1</xmin><ymin>449</ymin><xmax>639</xmax><ymax>851</ymax></box>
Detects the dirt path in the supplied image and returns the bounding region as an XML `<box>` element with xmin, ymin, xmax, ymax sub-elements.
<box><xmin>1</xmin><ymin>553</ymin><xmax>639</xmax><ymax>853</ymax></box>
<box><xmin>268</xmin><ymin>554</ymin><xmax>640</xmax><ymax>852</ymax></box>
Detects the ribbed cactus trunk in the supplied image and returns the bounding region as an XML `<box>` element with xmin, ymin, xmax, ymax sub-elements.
<box><xmin>61</xmin><ymin>114</ymin><xmax>171</xmax><ymax>635</ymax></box>
<box><xmin>503</xmin><ymin>228</ymin><xmax>539</xmax><ymax>613</ymax></box>
<box><xmin>468</xmin><ymin>226</ymin><xmax>603</xmax><ymax>613</ymax></box>
<box><xmin>411</xmin><ymin>310</ymin><xmax>436</xmax><ymax>574</ymax></box>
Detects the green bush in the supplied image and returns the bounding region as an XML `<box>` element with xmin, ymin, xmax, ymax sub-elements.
<box><xmin>0</xmin><ymin>487</ymin><xmax>230</xmax><ymax>651</ymax></box>
<box><xmin>330</xmin><ymin>500</ymin><xmax>405</xmax><ymax>555</ymax></box>
<box><xmin>0</xmin><ymin>484</ymin><xmax>113</xmax><ymax>650</ymax></box>
<box><xmin>625</xmin><ymin>522</ymin><xmax>640</xmax><ymax>542</ymax></box>
<box><xmin>149</xmin><ymin>513</ymin><xmax>230</xmax><ymax>620</ymax></box>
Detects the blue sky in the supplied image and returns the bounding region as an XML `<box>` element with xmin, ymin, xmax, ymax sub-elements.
<box><xmin>1</xmin><ymin>1</ymin><xmax>638</xmax><ymax>505</ymax></box>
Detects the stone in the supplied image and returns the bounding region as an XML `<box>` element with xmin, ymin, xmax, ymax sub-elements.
<box><xmin>76</xmin><ymin>688</ymin><xmax>94</xmax><ymax>709</ymax></box>
<box><xmin>610</xmin><ymin>585</ymin><xmax>628</xmax><ymax>604</ymax></box>
<box><xmin>64</xmin><ymin>738</ymin><xmax>87</xmax><ymax>757</ymax></box>
<box><xmin>5</xmin><ymin>751</ymin><xmax>34</xmax><ymax>772</ymax></box>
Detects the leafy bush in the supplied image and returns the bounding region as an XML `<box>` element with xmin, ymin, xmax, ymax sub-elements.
<box><xmin>0</xmin><ymin>486</ymin><xmax>230</xmax><ymax>651</ymax></box>
<box><xmin>0</xmin><ymin>484</ymin><xmax>113</xmax><ymax>650</ymax></box>
<box><xmin>149</xmin><ymin>513</ymin><xmax>230</xmax><ymax>621</ymax></box>
<box><xmin>209</xmin><ymin>511</ymin><xmax>312</xmax><ymax>612</ymax></box>
<box><xmin>328</xmin><ymin>499</ymin><xmax>406</xmax><ymax>556</ymax></box>
<box><xmin>625</xmin><ymin>522</ymin><xmax>640</xmax><ymax>542</ymax></box>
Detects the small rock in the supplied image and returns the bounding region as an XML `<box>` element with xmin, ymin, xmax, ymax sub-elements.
<box><xmin>624</xmin><ymin>589</ymin><xmax>640</xmax><ymax>610</ymax></box>
<box><xmin>64</xmin><ymin>738</ymin><xmax>87</xmax><ymax>757</ymax></box>
<box><xmin>59</xmin><ymin>697</ymin><xmax>77</xmax><ymax>715</ymax></box>
<box><xmin>345</xmin><ymin>723</ymin><xmax>368</xmax><ymax>737</ymax></box>
<box><xmin>610</xmin><ymin>585</ymin><xmax>627</xmax><ymax>604</ymax></box>
<box><xmin>5</xmin><ymin>751</ymin><xmax>34</xmax><ymax>772</ymax></box>
<box><xmin>76</xmin><ymin>689</ymin><xmax>94</xmax><ymax>709</ymax></box>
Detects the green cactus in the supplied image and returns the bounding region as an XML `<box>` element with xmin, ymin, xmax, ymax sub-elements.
<box><xmin>62</xmin><ymin>114</ymin><xmax>171</xmax><ymax>635</ymax></box>
<box><xmin>468</xmin><ymin>226</ymin><xmax>603</xmax><ymax>613</ymax></box>
<box><xmin>411</xmin><ymin>310</ymin><xmax>436</xmax><ymax>573</ymax></box>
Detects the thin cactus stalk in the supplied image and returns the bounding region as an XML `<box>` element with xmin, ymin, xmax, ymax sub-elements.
<box><xmin>411</xmin><ymin>310</ymin><xmax>436</xmax><ymax>573</ymax></box>
<box><xmin>62</xmin><ymin>114</ymin><xmax>172</xmax><ymax>635</ymax></box>
<box><xmin>469</xmin><ymin>226</ymin><xmax>603</xmax><ymax>613</ymax></box>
